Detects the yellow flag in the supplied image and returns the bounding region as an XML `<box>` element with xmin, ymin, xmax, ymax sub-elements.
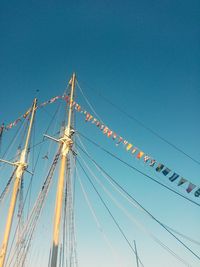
<box><xmin>126</xmin><ymin>144</ymin><xmax>133</xmax><ymax>151</ymax></box>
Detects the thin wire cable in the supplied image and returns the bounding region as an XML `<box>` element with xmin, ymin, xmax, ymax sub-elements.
<box><xmin>77</xmin><ymin>79</ymin><xmax>200</xmax><ymax>167</ymax></box>
<box><xmin>76</xmin><ymin>167</ymin><xmax>123</xmax><ymax>267</ymax></box>
<box><xmin>77</xmin><ymin>131</ymin><xmax>200</xmax><ymax>207</ymax></box>
<box><xmin>75</xmin><ymin>140</ymin><xmax>200</xmax><ymax>261</ymax></box>
<box><xmin>76</xmin><ymin>80</ymin><xmax>104</xmax><ymax>123</ymax></box>
<box><xmin>98</xmin><ymin>93</ymin><xmax>200</xmax><ymax>166</ymax></box>
<box><xmin>77</xmin><ymin>135</ymin><xmax>200</xmax><ymax>248</ymax></box>
<box><xmin>164</xmin><ymin>225</ymin><xmax>200</xmax><ymax>247</ymax></box>
<box><xmin>77</xmin><ymin>136</ymin><xmax>200</xmax><ymax>249</ymax></box>
<box><xmin>77</xmin><ymin>150</ymin><xmax>191</xmax><ymax>267</ymax></box>
<box><xmin>77</xmin><ymin>158</ymin><xmax>145</xmax><ymax>266</ymax></box>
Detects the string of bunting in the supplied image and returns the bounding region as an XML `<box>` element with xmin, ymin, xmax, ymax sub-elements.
<box><xmin>0</xmin><ymin>96</ymin><xmax>62</xmax><ymax>133</ymax></box>
<box><xmin>71</xmin><ymin>101</ymin><xmax>200</xmax><ymax>198</ymax></box>
<box><xmin>1</xmin><ymin>94</ymin><xmax>199</xmax><ymax>198</ymax></box>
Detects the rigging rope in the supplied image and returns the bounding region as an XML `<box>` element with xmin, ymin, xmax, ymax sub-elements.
<box><xmin>77</xmin><ymin>79</ymin><xmax>200</xmax><ymax>166</ymax></box>
<box><xmin>77</xmin><ymin>149</ymin><xmax>191</xmax><ymax>267</ymax></box>
<box><xmin>76</xmin><ymin>139</ymin><xmax>200</xmax><ymax>261</ymax></box>
<box><xmin>6</xmin><ymin>148</ymin><xmax>61</xmax><ymax>267</ymax></box>
<box><xmin>76</xmin><ymin>80</ymin><xmax>104</xmax><ymax>124</ymax></box>
<box><xmin>77</xmin><ymin>158</ymin><xmax>145</xmax><ymax>267</ymax></box>
<box><xmin>76</xmin><ymin>167</ymin><xmax>124</xmax><ymax>267</ymax></box>
<box><xmin>77</xmin><ymin>131</ymin><xmax>200</xmax><ymax>207</ymax></box>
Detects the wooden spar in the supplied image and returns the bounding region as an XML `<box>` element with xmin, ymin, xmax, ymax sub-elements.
<box><xmin>0</xmin><ymin>98</ymin><xmax>37</xmax><ymax>267</ymax></box>
<box><xmin>50</xmin><ymin>73</ymin><xmax>76</xmax><ymax>267</ymax></box>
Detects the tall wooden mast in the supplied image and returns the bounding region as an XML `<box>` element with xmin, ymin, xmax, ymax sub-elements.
<box><xmin>50</xmin><ymin>73</ymin><xmax>76</xmax><ymax>267</ymax></box>
<box><xmin>0</xmin><ymin>98</ymin><xmax>37</xmax><ymax>267</ymax></box>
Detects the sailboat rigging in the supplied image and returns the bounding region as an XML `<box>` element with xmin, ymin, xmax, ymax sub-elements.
<box><xmin>0</xmin><ymin>73</ymin><xmax>199</xmax><ymax>267</ymax></box>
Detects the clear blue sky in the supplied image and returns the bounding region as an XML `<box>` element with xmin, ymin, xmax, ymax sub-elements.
<box><xmin>0</xmin><ymin>1</ymin><xmax>200</xmax><ymax>267</ymax></box>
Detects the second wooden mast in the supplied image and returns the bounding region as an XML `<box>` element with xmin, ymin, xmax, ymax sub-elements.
<box><xmin>0</xmin><ymin>98</ymin><xmax>37</xmax><ymax>267</ymax></box>
<box><xmin>50</xmin><ymin>73</ymin><xmax>76</xmax><ymax>267</ymax></box>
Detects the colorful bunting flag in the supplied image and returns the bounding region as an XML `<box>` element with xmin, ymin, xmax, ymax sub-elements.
<box><xmin>116</xmin><ymin>137</ymin><xmax>123</xmax><ymax>146</ymax></box>
<box><xmin>103</xmin><ymin>127</ymin><xmax>109</xmax><ymax>134</ymax></box>
<box><xmin>186</xmin><ymin>183</ymin><xmax>196</xmax><ymax>193</ymax></box>
<box><xmin>107</xmin><ymin>130</ymin><xmax>113</xmax><ymax>137</ymax></box>
<box><xmin>156</xmin><ymin>163</ymin><xmax>164</xmax><ymax>172</ymax></box>
<box><xmin>123</xmin><ymin>140</ymin><xmax>128</xmax><ymax>145</ymax></box>
<box><xmin>178</xmin><ymin>178</ymin><xmax>187</xmax><ymax>186</ymax></box>
<box><xmin>194</xmin><ymin>188</ymin><xmax>200</xmax><ymax>197</ymax></box>
<box><xmin>143</xmin><ymin>155</ymin><xmax>150</xmax><ymax>163</ymax></box>
<box><xmin>92</xmin><ymin>118</ymin><xmax>97</xmax><ymax>124</ymax></box>
<box><xmin>131</xmin><ymin>147</ymin><xmax>137</xmax><ymax>154</ymax></box>
<box><xmin>100</xmin><ymin>124</ymin><xmax>105</xmax><ymax>130</ymax></box>
<box><xmin>149</xmin><ymin>159</ymin><xmax>156</xmax><ymax>167</ymax></box>
<box><xmin>169</xmin><ymin>173</ymin><xmax>179</xmax><ymax>182</ymax></box>
<box><xmin>85</xmin><ymin>113</ymin><xmax>90</xmax><ymax>121</ymax></box>
<box><xmin>162</xmin><ymin>168</ymin><xmax>171</xmax><ymax>176</ymax></box>
<box><xmin>137</xmin><ymin>151</ymin><xmax>144</xmax><ymax>159</ymax></box>
<box><xmin>112</xmin><ymin>133</ymin><xmax>117</xmax><ymax>140</ymax></box>
<box><xmin>126</xmin><ymin>144</ymin><xmax>133</xmax><ymax>151</ymax></box>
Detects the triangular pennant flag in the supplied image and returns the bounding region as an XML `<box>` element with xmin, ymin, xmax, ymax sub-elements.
<box><xmin>186</xmin><ymin>183</ymin><xmax>196</xmax><ymax>193</ymax></box>
<box><xmin>169</xmin><ymin>172</ymin><xmax>179</xmax><ymax>182</ymax></box>
<box><xmin>137</xmin><ymin>151</ymin><xmax>144</xmax><ymax>159</ymax></box>
<box><xmin>96</xmin><ymin>121</ymin><xmax>100</xmax><ymax>127</ymax></box>
<box><xmin>131</xmin><ymin>147</ymin><xmax>138</xmax><ymax>154</ymax></box>
<box><xmin>194</xmin><ymin>188</ymin><xmax>200</xmax><ymax>197</ymax></box>
<box><xmin>112</xmin><ymin>133</ymin><xmax>117</xmax><ymax>140</ymax></box>
<box><xmin>123</xmin><ymin>140</ymin><xmax>128</xmax><ymax>145</ymax></box>
<box><xmin>162</xmin><ymin>168</ymin><xmax>171</xmax><ymax>176</ymax></box>
<box><xmin>116</xmin><ymin>137</ymin><xmax>123</xmax><ymax>146</ymax></box>
<box><xmin>100</xmin><ymin>124</ymin><xmax>105</xmax><ymax>130</ymax></box>
<box><xmin>178</xmin><ymin>177</ymin><xmax>187</xmax><ymax>186</ymax></box>
<box><xmin>156</xmin><ymin>163</ymin><xmax>164</xmax><ymax>172</ymax></box>
<box><xmin>92</xmin><ymin>118</ymin><xmax>97</xmax><ymax>124</ymax></box>
<box><xmin>85</xmin><ymin>113</ymin><xmax>90</xmax><ymax>121</ymax></box>
<box><xmin>149</xmin><ymin>159</ymin><xmax>156</xmax><ymax>167</ymax></box>
<box><xmin>126</xmin><ymin>144</ymin><xmax>133</xmax><ymax>151</ymax></box>
<box><xmin>103</xmin><ymin>127</ymin><xmax>109</xmax><ymax>134</ymax></box>
<box><xmin>107</xmin><ymin>130</ymin><xmax>113</xmax><ymax>137</ymax></box>
<box><xmin>144</xmin><ymin>155</ymin><xmax>150</xmax><ymax>163</ymax></box>
<box><xmin>49</xmin><ymin>96</ymin><xmax>58</xmax><ymax>103</ymax></box>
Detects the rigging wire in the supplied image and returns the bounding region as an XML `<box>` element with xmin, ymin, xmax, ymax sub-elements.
<box><xmin>77</xmin><ymin>135</ymin><xmax>200</xmax><ymax>248</ymax></box>
<box><xmin>77</xmin><ymin>131</ymin><xmax>200</xmax><ymax>207</ymax></box>
<box><xmin>5</xmin><ymin>148</ymin><xmax>61</xmax><ymax>267</ymax></box>
<box><xmin>17</xmin><ymin>149</ymin><xmax>61</xmax><ymax>267</ymax></box>
<box><xmin>77</xmin><ymin>80</ymin><xmax>200</xmax><ymax>166</ymax></box>
<box><xmin>163</xmin><ymin>226</ymin><xmax>200</xmax><ymax>247</ymax></box>
<box><xmin>75</xmin><ymin>140</ymin><xmax>200</xmax><ymax>261</ymax></box>
<box><xmin>76</xmin><ymin>166</ymin><xmax>124</xmax><ymax>267</ymax></box>
<box><xmin>77</xmin><ymin>158</ymin><xmax>145</xmax><ymax>267</ymax></box>
<box><xmin>77</xmin><ymin>149</ymin><xmax>191</xmax><ymax>267</ymax></box>
<box><xmin>0</xmin><ymin>169</ymin><xmax>16</xmax><ymax>205</ymax></box>
<box><xmin>76</xmin><ymin>80</ymin><xmax>104</xmax><ymax>123</ymax></box>
<box><xmin>80</xmin><ymin>139</ymin><xmax>200</xmax><ymax>247</ymax></box>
